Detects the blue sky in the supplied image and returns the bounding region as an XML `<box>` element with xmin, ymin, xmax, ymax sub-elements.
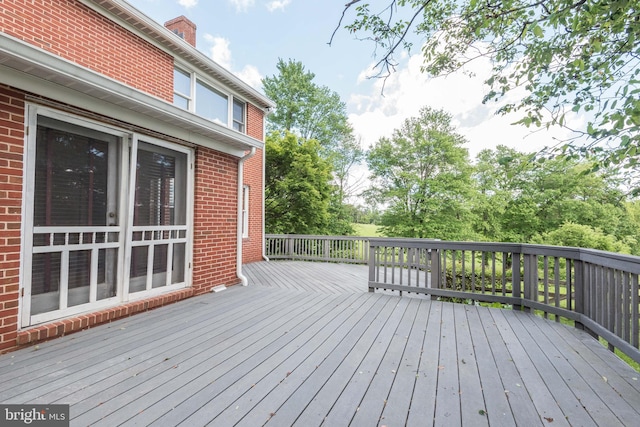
<box><xmin>125</xmin><ymin>0</ymin><xmax>581</xmax><ymax>161</ymax></box>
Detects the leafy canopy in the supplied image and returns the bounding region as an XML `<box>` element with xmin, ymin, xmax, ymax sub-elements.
<box><xmin>262</xmin><ymin>59</ymin><xmax>364</xmax><ymax>235</ymax></box>
<box><xmin>262</xmin><ymin>58</ymin><xmax>353</xmax><ymax>153</ymax></box>
<box><xmin>264</xmin><ymin>131</ymin><xmax>333</xmax><ymax>234</ymax></box>
<box><xmin>342</xmin><ymin>0</ymin><xmax>640</xmax><ymax>186</ymax></box>
<box><xmin>367</xmin><ymin>106</ymin><xmax>474</xmax><ymax>239</ymax></box>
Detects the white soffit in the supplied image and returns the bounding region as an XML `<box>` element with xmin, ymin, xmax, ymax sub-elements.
<box><xmin>0</xmin><ymin>33</ymin><xmax>262</xmax><ymax>156</ymax></box>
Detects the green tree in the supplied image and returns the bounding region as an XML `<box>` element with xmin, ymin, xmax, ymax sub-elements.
<box><xmin>533</xmin><ymin>222</ymin><xmax>631</xmax><ymax>254</ymax></box>
<box><xmin>263</xmin><ymin>59</ymin><xmax>363</xmax><ymax>234</ymax></box>
<box><xmin>469</xmin><ymin>146</ymin><xmax>635</xmax><ymax>246</ymax></box>
<box><xmin>340</xmin><ymin>1</ymin><xmax>640</xmax><ymax>185</ymax></box>
<box><xmin>262</xmin><ymin>59</ymin><xmax>353</xmax><ymax>154</ymax></box>
<box><xmin>265</xmin><ymin>132</ymin><xmax>333</xmax><ymax>234</ymax></box>
<box><xmin>472</xmin><ymin>146</ymin><xmax>534</xmax><ymax>240</ymax></box>
<box><xmin>367</xmin><ymin>107</ymin><xmax>474</xmax><ymax>239</ymax></box>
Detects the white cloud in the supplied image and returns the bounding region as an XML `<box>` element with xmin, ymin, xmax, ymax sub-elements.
<box><xmin>203</xmin><ymin>34</ymin><xmax>263</xmax><ymax>89</ymax></box>
<box><xmin>266</xmin><ymin>0</ymin><xmax>291</xmax><ymax>12</ymax></box>
<box><xmin>236</xmin><ymin>65</ymin><xmax>263</xmax><ymax>90</ymax></box>
<box><xmin>348</xmin><ymin>54</ymin><xmax>580</xmax><ymax>160</ymax></box>
<box><xmin>229</xmin><ymin>0</ymin><xmax>255</xmax><ymax>12</ymax></box>
<box><xmin>204</xmin><ymin>34</ymin><xmax>232</xmax><ymax>69</ymax></box>
<box><xmin>177</xmin><ymin>0</ymin><xmax>198</xmax><ymax>8</ymax></box>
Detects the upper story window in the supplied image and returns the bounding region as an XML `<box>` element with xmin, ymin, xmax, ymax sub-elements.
<box><xmin>174</xmin><ymin>66</ymin><xmax>247</xmax><ymax>133</ymax></box>
<box><xmin>233</xmin><ymin>99</ymin><xmax>245</xmax><ymax>132</ymax></box>
<box><xmin>173</xmin><ymin>68</ymin><xmax>191</xmax><ymax>109</ymax></box>
<box><xmin>196</xmin><ymin>80</ymin><xmax>228</xmax><ymax>125</ymax></box>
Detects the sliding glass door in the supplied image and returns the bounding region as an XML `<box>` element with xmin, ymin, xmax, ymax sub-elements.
<box><xmin>23</xmin><ymin>107</ymin><xmax>193</xmax><ymax>327</ymax></box>
<box><xmin>127</xmin><ymin>141</ymin><xmax>189</xmax><ymax>295</ymax></box>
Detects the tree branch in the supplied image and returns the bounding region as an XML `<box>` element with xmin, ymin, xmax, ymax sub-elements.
<box><xmin>328</xmin><ymin>0</ymin><xmax>362</xmax><ymax>47</ymax></box>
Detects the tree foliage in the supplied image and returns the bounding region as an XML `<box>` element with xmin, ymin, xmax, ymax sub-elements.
<box><xmin>262</xmin><ymin>58</ymin><xmax>353</xmax><ymax>153</ymax></box>
<box><xmin>340</xmin><ymin>0</ymin><xmax>640</xmax><ymax>187</ymax></box>
<box><xmin>364</xmin><ymin>116</ymin><xmax>640</xmax><ymax>254</ymax></box>
<box><xmin>471</xmin><ymin>149</ymin><xmax>631</xmax><ymax>244</ymax></box>
<box><xmin>533</xmin><ymin>222</ymin><xmax>631</xmax><ymax>254</ymax></box>
<box><xmin>264</xmin><ymin>132</ymin><xmax>332</xmax><ymax>234</ymax></box>
<box><xmin>367</xmin><ymin>107</ymin><xmax>474</xmax><ymax>239</ymax></box>
<box><xmin>262</xmin><ymin>59</ymin><xmax>364</xmax><ymax>235</ymax></box>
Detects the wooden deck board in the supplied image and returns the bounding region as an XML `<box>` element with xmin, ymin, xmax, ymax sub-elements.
<box><xmin>379</xmin><ymin>298</ymin><xmax>431</xmax><ymax>426</ymax></box>
<box><xmin>285</xmin><ymin>297</ymin><xmax>401</xmax><ymax>427</ymax></box>
<box><xmin>453</xmin><ymin>304</ymin><xmax>489</xmax><ymax>427</ymax></box>
<box><xmin>47</xmin><ymin>288</ymin><xmax>290</xmax><ymax>408</ymax></box>
<box><xmin>0</xmin><ymin>287</ymin><xmax>284</xmax><ymax>403</ymax></box>
<box><xmin>349</xmin><ymin>298</ymin><xmax>422</xmax><ymax>427</ymax></box>
<box><xmin>74</xmin><ymin>292</ymin><xmax>330</xmax><ymax>426</ymax></box>
<box><xmin>475</xmin><ymin>306</ymin><xmax>541</xmax><ymax>426</ymax></box>
<box><xmin>504</xmin><ymin>309</ymin><xmax>597</xmax><ymax>426</ymax></box>
<box><xmin>153</xmin><ymin>293</ymin><xmax>367</xmax><ymax>427</ymax></box>
<box><xmin>433</xmin><ymin>302</ymin><xmax>462</xmax><ymax>425</ymax></box>
<box><xmin>490</xmin><ymin>308</ymin><xmax>570</xmax><ymax>425</ymax></box>
<box><xmin>208</xmin><ymin>293</ymin><xmax>384</xmax><ymax>427</ymax></box>
<box><xmin>514</xmin><ymin>311</ymin><xmax>619</xmax><ymax>426</ymax></box>
<box><xmin>465</xmin><ymin>305</ymin><xmax>516</xmax><ymax>427</ymax></box>
<box><xmin>0</xmin><ymin>261</ymin><xmax>638</xmax><ymax>426</ymax></box>
<box><xmin>403</xmin><ymin>300</ymin><xmax>442</xmax><ymax>426</ymax></box>
<box><xmin>277</xmin><ymin>297</ymin><xmax>411</xmax><ymax>426</ymax></box>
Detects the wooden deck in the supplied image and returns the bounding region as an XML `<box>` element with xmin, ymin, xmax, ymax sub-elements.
<box><xmin>1</xmin><ymin>261</ymin><xmax>639</xmax><ymax>426</ymax></box>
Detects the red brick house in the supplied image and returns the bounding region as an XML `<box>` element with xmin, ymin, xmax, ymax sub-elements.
<box><xmin>0</xmin><ymin>0</ymin><xmax>274</xmax><ymax>352</ymax></box>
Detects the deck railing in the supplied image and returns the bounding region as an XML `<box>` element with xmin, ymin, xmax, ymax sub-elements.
<box><xmin>368</xmin><ymin>238</ymin><xmax>640</xmax><ymax>365</ymax></box>
<box><xmin>265</xmin><ymin>234</ymin><xmax>370</xmax><ymax>264</ymax></box>
<box><xmin>266</xmin><ymin>234</ymin><xmax>640</xmax><ymax>363</ymax></box>
<box><xmin>265</xmin><ymin>234</ymin><xmax>640</xmax><ymax>364</ymax></box>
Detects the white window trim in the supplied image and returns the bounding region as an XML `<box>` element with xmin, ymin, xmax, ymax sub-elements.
<box><xmin>233</xmin><ymin>99</ymin><xmax>246</xmax><ymax>133</ymax></box>
<box><xmin>174</xmin><ymin>64</ymin><xmax>247</xmax><ymax>134</ymax></box>
<box><xmin>173</xmin><ymin>66</ymin><xmax>193</xmax><ymax>109</ymax></box>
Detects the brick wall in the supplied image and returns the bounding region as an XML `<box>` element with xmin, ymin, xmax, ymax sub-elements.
<box><xmin>0</xmin><ymin>0</ymin><xmax>174</xmax><ymax>101</ymax></box>
<box><xmin>0</xmin><ymin>85</ymin><xmax>24</xmax><ymax>353</ymax></box>
<box><xmin>0</xmin><ymin>84</ymin><xmax>245</xmax><ymax>352</ymax></box>
<box><xmin>243</xmin><ymin>104</ymin><xmax>265</xmax><ymax>263</ymax></box>
<box><xmin>193</xmin><ymin>147</ymin><xmax>241</xmax><ymax>292</ymax></box>
<box><xmin>246</xmin><ymin>104</ymin><xmax>264</xmax><ymax>142</ymax></box>
<box><xmin>0</xmin><ymin>0</ymin><xmax>265</xmax><ymax>352</ymax></box>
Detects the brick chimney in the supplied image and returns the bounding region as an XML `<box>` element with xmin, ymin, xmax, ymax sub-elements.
<box><xmin>165</xmin><ymin>16</ymin><xmax>197</xmax><ymax>47</ymax></box>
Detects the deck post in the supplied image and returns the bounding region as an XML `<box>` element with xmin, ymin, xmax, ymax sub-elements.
<box><xmin>512</xmin><ymin>251</ymin><xmax>522</xmax><ymax>310</ymax></box>
<box><xmin>574</xmin><ymin>259</ymin><xmax>584</xmax><ymax>331</ymax></box>
<box><xmin>363</xmin><ymin>239</ymin><xmax>369</xmax><ymax>264</ymax></box>
<box><xmin>286</xmin><ymin>236</ymin><xmax>293</xmax><ymax>258</ymax></box>
<box><xmin>430</xmin><ymin>248</ymin><xmax>441</xmax><ymax>300</ymax></box>
<box><xmin>323</xmin><ymin>239</ymin><xmax>330</xmax><ymax>262</ymax></box>
<box><xmin>573</xmin><ymin>259</ymin><xmax>596</xmax><ymax>337</ymax></box>
<box><xmin>368</xmin><ymin>243</ymin><xmax>376</xmax><ymax>292</ymax></box>
<box><xmin>522</xmin><ymin>253</ymin><xmax>537</xmax><ymax>313</ymax></box>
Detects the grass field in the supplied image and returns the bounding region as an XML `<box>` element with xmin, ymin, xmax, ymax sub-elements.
<box><xmin>352</xmin><ymin>223</ymin><xmax>383</xmax><ymax>237</ymax></box>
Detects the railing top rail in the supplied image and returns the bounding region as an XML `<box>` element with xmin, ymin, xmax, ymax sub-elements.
<box><xmin>266</xmin><ymin>234</ymin><xmax>370</xmax><ymax>241</ymax></box>
<box><xmin>369</xmin><ymin>238</ymin><xmax>640</xmax><ymax>274</ymax></box>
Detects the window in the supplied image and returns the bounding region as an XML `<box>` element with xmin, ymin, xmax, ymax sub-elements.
<box><xmin>233</xmin><ymin>99</ymin><xmax>246</xmax><ymax>132</ymax></box>
<box><xmin>242</xmin><ymin>185</ymin><xmax>249</xmax><ymax>238</ymax></box>
<box><xmin>173</xmin><ymin>68</ymin><xmax>191</xmax><ymax>109</ymax></box>
<box><xmin>195</xmin><ymin>80</ymin><xmax>228</xmax><ymax>124</ymax></box>
<box><xmin>173</xmin><ymin>66</ymin><xmax>247</xmax><ymax>133</ymax></box>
